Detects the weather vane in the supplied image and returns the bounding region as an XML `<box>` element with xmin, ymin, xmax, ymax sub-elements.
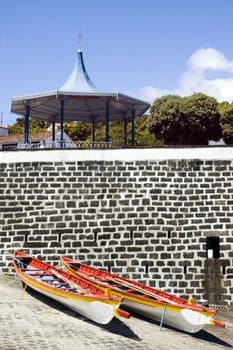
<box><xmin>78</xmin><ymin>32</ymin><xmax>82</xmax><ymax>51</ymax></box>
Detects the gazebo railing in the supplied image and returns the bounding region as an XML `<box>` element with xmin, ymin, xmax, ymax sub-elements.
<box><xmin>14</xmin><ymin>140</ymin><xmax>113</xmax><ymax>150</ymax></box>
<box><xmin>76</xmin><ymin>141</ymin><xmax>113</xmax><ymax>149</ymax></box>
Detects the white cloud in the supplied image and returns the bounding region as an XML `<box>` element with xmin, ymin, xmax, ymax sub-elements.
<box><xmin>138</xmin><ymin>86</ymin><xmax>169</xmax><ymax>101</ymax></box>
<box><xmin>188</xmin><ymin>48</ymin><xmax>233</xmax><ymax>72</ymax></box>
<box><xmin>138</xmin><ymin>48</ymin><xmax>233</xmax><ymax>103</ymax></box>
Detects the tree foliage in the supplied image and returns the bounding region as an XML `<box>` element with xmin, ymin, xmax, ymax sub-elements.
<box><xmin>7</xmin><ymin>116</ymin><xmax>161</xmax><ymax>146</ymax></box>
<box><xmin>64</xmin><ymin>122</ymin><xmax>91</xmax><ymax>142</ymax></box>
<box><xmin>149</xmin><ymin>93</ymin><xmax>222</xmax><ymax>145</ymax></box>
<box><xmin>219</xmin><ymin>103</ymin><xmax>233</xmax><ymax>144</ymax></box>
<box><xmin>182</xmin><ymin>93</ymin><xmax>221</xmax><ymax>144</ymax></box>
<box><xmin>134</xmin><ymin>115</ymin><xmax>163</xmax><ymax>146</ymax></box>
<box><xmin>218</xmin><ymin>101</ymin><xmax>230</xmax><ymax>115</ymax></box>
<box><xmin>8</xmin><ymin>117</ymin><xmax>50</xmax><ymax>134</ymax></box>
<box><xmin>89</xmin><ymin>121</ymin><xmax>124</xmax><ymax>144</ymax></box>
<box><xmin>148</xmin><ymin>95</ymin><xmax>185</xmax><ymax>144</ymax></box>
<box><xmin>85</xmin><ymin>117</ymin><xmax>162</xmax><ymax>146</ymax></box>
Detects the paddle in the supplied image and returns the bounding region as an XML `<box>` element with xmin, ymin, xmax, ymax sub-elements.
<box><xmin>108</xmin><ymin>276</ymin><xmax>178</xmax><ymax>305</ymax></box>
<box><xmin>66</xmin><ymin>261</ymin><xmax>178</xmax><ymax>305</ymax></box>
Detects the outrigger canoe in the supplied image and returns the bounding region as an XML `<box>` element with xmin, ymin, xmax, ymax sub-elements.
<box><xmin>13</xmin><ymin>250</ymin><xmax>130</xmax><ymax>325</ymax></box>
<box><xmin>61</xmin><ymin>256</ymin><xmax>225</xmax><ymax>333</ymax></box>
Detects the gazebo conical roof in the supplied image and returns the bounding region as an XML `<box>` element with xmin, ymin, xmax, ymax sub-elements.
<box><xmin>10</xmin><ymin>48</ymin><xmax>150</xmax><ymax>145</ymax></box>
<box><xmin>59</xmin><ymin>50</ymin><xmax>98</xmax><ymax>93</ymax></box>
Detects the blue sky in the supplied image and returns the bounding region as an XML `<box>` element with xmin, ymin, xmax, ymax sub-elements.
<box><xmin>1</xmin><ymin>0</ymin><xmax>233</xmax><ymax>125</ymax></box>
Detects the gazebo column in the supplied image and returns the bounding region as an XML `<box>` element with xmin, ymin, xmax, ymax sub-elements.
<box><xmin>105</xmin><ymin>100</ymin><xmax>109</xmax><ymax>143</ymax></box>
<box><xmin>123</xmin><ymin>115</ymin><xmax>128</xmax><ymax>146</ymax></box>
<box><xmin>91</xmin><ymin>119</ymin><xmax>96</xmax><ymax>144</ymax></box>
<box><xmin>52</xmin><ymin>121</ymin><xmax>56</xmax><ymax>148</ymax></box>
<box><xmin>24</xmin><ymin>105</ymin><xmax>30</xmax><ymax>144</ymax></box>
<box><xmin>131</xmin><ymin>107</ymin><xmax>135</xmax><ymax>146</ymax></box>
<box><xmin>60</xmin><ymin>99</ymin><xmax>64</xmax><ymax>149</ymax></box>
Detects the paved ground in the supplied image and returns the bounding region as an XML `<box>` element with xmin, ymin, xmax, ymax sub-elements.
<box><xmin>0</xmin><ymin>275</ymin><xmax>232</xmax><ymax>350</ymax></box>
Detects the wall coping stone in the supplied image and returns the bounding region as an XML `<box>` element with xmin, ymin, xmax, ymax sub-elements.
<box><xmin>0</xmin><ymin>147</ymin><xmax>233</xmax><ymax>164</ymax></box>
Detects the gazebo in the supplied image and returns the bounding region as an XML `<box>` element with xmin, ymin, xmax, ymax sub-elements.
<box><xmin>11</xmin><ymin>49</ymin><xmax>150</xmax><ymax>148</ymax></box>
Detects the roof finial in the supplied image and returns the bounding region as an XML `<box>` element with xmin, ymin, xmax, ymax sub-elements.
<box><xmin>78</xmin><ymin>32</ymin><xmax>82</xmax><ymax>51</ymax></box>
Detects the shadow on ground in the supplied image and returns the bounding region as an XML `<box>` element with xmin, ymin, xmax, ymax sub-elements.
<box><xmin>24</xmin><ymin>285</ymin><xmax>141</xmax><ymax>341</ymax></box>
<box><xmin>191</xmin><ymin>330</ymin><xmax>233</xmax><ymax>349</ymax></box>
<box><xmin>122</xmin><ymin>308</ymin><xmax>233</xmax><ymax>349</ymax></box>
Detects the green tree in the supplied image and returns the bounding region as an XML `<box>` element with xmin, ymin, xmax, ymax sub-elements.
<box><xmin>8</xmin><ymin>117</ymin><xmax>24</xmax><ymax>134</ymax></box>
<box><xmin>182</xmin><ymin>93</ymin><xmax>222</xmax><ymax>145</ymax></box>
<box><xmin>7</xmin><ymin>116</ymin><xmax>162</xmax><ymax>146</ymax></box>
<box><xmin>64</xmin><ymin>122</ymin><xmax>91</xmax><ymax>142</ymax></box>
<box><xmin>218</xmin><ymin>101</ymin><xmax>230</xmax><ymax>115</ymax></box>
<box><xmin>86</xmin><ymin>117</ymin><xmax>162</xmax><ymax>146</ymax></box>
<box><xmin>219</xmin><ymin>103</ymin><xmax>233</xmax><ymax>144</ymax></box>
<box><xmin>8</xmin><ymin>117</ymin><xmax>49</xmax><ymax>134</ymax></box>
<box><xmin>149</xmin><ymin>93</ymin><xmax>222</xmax><ymax>145</ymax></box>
<box><xmin>134</xmin><ymin>115</ymin><xmax>163</xmax><ymax>146</ymax></box>
<box><xmin>148</xmin><ymin>95</ymin><xmax>185</xmax><ymax>144</ymax></box>
<box><xmin>90</xmin><ymin>121</ymin><xmax>125</xmax><ymax>144</ymax></box>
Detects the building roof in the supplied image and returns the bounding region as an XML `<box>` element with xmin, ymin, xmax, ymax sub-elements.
<box><xmin>0</xmin><ymin>132</ymin><xmax>52</xmax><ymax>143</ymax></box>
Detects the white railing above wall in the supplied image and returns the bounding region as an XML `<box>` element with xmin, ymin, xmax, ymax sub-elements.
<box><xmin>76</xmin><ymin>141</ymin><xmax>113</xmax><ymax>149</ymax></box>
<box><xmin>14</xmin><ymin>140</ymin><xmax>113</xmax><ymax>150</ymax></box>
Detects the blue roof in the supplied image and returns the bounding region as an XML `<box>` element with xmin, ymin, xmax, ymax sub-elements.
<box><xmin>59</xmin><ymin>50</ymin><xmax>98</xmax><ymax>93</ymax></box>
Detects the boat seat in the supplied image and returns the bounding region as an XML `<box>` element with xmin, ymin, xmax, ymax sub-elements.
<box><xmin>130</xmin><ymin>290</ymin><xmax>144</xmax><ymax>295</ymax></box>
<box><xmin>21</xmin><ymin>268</ymin><xmax>49</xmax><ymax>274</ymax></box>
<box><xmin>59</xmin><ymin>288</ymin><xmax>78</xmax><ymax>292</ymax></box>
<box><xmin>27</xmin><ymin>272</ymin><xmax>52</xmax><ymax>277</ymax></box>
<box><xmin>116</xmin><ymin>285</ymin><xmax>131</xmax><ymax>291</ymax></box>
<box><xmin>38</xmin><ymin>277</ymin><xmax>62</xmax><ymax>280</ymax></box>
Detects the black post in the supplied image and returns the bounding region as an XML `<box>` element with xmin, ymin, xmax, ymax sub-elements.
<box><xmin>105</xmin><ymin>100</ymin><xmax>109</xmax><ymax>143</ymax></box>
<box><xmin>92</xmin><ymin>120</ymin><xmax>95</xmax><ymax>144</ymax></box>
<box><xmin>60</xmin><ymin>99</ymin><xmax>64</xmax><ymax>149</ymax></box>
<box><xmin>124</xmin><ymin>115</ymin><xmax>127</xmax><ymax>146</ymax></box>
<box><xmin>52</xmin><ymin>121</ymin><xmax>56</xmax><ymax>148</ymax></box>
<box><xmin>131</xmin><ymin>107</ymin><xmax>135</xmax><ymax>146</ymax></box>
<box><xmin>24</xmin><ymin>105</ymin><xmax>30</xmax><ymax>144</ymax></box>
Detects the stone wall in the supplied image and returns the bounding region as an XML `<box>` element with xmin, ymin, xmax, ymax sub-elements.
<box><xmin>0</xmin><ymin>148</ymin><xmax>233</xmax><ymax>305</ymax></box>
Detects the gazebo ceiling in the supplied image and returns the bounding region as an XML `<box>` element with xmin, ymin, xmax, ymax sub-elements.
<box><xmin>11</xmin><ymin>91</ymin><xmax>150</xmax><ymax>123</ymax></box>
<box><xmin>11</xmin><ymin>49</ymin><xmax>150</xmax><ymax>123</ymax></box>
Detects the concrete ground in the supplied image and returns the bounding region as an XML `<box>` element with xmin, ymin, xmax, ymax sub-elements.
<box><xmin>0</xmin><ymin>276</ymin><xmax>232</xmax><ymax>350</ymax></box>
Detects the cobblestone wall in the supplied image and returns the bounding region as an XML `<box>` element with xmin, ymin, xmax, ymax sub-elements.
<box><xmin>0</xmin><ymin>153</ymin><xmax>232</xmax><ymax>304</ymax></box>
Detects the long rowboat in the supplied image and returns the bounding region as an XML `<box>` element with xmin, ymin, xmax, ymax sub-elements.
<box><xmin>13</xmin><ymin>250</ymin><xmax>129</xmax><ymax>325</ymax></box>
<box><xmin>61</xmin><ymin>256</ymin><xmax>225</xmax><ymax>333</ymax></box>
